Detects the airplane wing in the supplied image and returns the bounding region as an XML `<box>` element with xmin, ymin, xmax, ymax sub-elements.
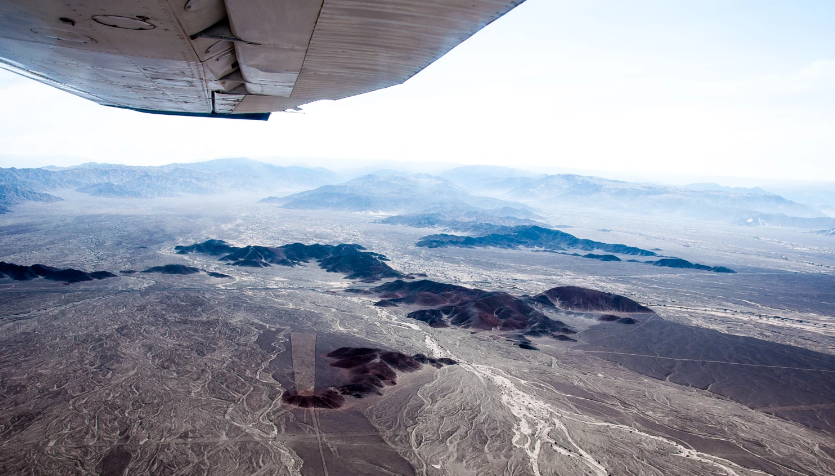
<box><xmin>0</xmin><ymin>0</ymin><xmax>524</xmax><ymax>120</ymax></box>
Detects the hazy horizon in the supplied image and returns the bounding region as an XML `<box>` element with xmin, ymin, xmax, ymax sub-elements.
<box><xmin>4</xmin><ymin>153</ymin><xmax>835</xmax><ymax>190</ymax></box>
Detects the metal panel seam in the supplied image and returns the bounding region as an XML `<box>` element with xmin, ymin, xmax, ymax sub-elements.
<box><xmin>288</xmin><ymin>0</ymin><xmax>327</xmax><ymax>99</ymax></box>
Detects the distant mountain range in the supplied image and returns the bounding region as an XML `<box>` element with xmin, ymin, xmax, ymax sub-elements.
<box><xmin>507</xmin><ymin>174</ymin><xmax>822</xmax><ymax>219</ymax></box>
<box><xmin>260</xmin><ymin>173</ymin><xmax>526</xmax><ymax>213</ymax></box>
<box><xmin>3</xmin><ymin>159</ymin><xmax>832</xmax><ymax>232</ymax></box>
<box><xmin>763</xmin><ymin>184</ymin><xmax>835</xmax><ymax>217</ymax></box>
<box><xmin>439</xmin><ymin>166</ymin><xmax>547</xmax><ymax>196</ymax></box>
<box><xmin>0</xmin><ymin>159</ymin><xmax>338</xmax><ymax>208</ymax></box>
<box><xmin>683</xmin><ymin>183</ymin><xmax>776</xmax><ymax>196</ymax></box>
<box><xmin>441</xmin><ymin>166</ymin><xmax>826</xmax><ymax>224</ymax></box>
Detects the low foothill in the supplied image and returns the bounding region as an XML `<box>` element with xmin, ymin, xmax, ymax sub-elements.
<box><xmin>0</xmin><ymin>261</ymin><xmax>115</xmax><ymax>284</ymax></box>
<box><xmin>176</xmin><ymin>239</ymin><xmax>403</xmax><ymax>281</ymax></box>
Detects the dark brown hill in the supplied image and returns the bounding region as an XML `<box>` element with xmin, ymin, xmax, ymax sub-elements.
<box><xmin>358</xmin><ymin>279</ymin><xmax>576</xmax><ymax>340</ymax></box>
<box><xmin>372</xmin><ymin>279</ymin><xmax>489</xmax><ymax>306</ymax></box>
<box><xmin>650</xmin><ymin>258</ymin><xmax>735</xmax><ymax>273</ymax></box>
<box><xmin>281</xmin><ymin>347</ymin><xmax>456</xmax><ymax>409</ymax></box>
<box><xmin>408</xmin><ymin>293</ymin><xmax>575</xmax><ymax>338</ymax></box>
<box><xmin>174</xmin><ymin>239</ymin><xmax>238</xmax><ymax>255</ymax></box>
<box><xmin>537</xmin><ymin>286</ymin><xmax>653</xmax><ymax>313</ymax></box>
<box><xmin>142</xmin><ymin>264</ymin><xmax>201</xmax><ymax>275</ymax></box>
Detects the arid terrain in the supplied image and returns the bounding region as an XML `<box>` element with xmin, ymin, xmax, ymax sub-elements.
<box><xmin>2</xmin><ymin>191</ymin><xmax>835</xmax><ymax>475</ymax></box>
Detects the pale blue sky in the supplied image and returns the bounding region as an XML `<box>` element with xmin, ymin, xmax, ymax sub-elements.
<box><xmin>1</xmin><ymin>0</ymin><xmax>834</xmax><ymax>182</ymax></box>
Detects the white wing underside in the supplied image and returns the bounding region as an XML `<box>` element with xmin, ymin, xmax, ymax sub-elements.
<box><xmin>0</xmin><ymin>0</ymin><xmax>524</xmax><ymax>120</ymax></box>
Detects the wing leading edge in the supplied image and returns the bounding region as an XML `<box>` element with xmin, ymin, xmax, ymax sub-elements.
<box><xmin>0</xmin><ymin>0</ymin><xmax>525</xmax><ymax>120</ymax></box>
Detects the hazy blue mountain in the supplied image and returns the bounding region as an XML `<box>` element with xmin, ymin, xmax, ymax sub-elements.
<box><xmin>263</xmin><ymin>173</ymin><xmax>527</xmax><ymax>213</ymax></box>
<box><xmin>762</xmin><ymin>184</ymin><xmax>835</xmax><ymax>215</ymax></box>
<box><xmin>440</xmin><ymin>165</ymin><xmax>545</xmax><ymax>196</ymax></box>
<box><xmin>503</xmin><ymin>174</ymin><xmax>823</xmax><ymax>221</ymax></box>
<box><xmin>0</xmin><ymin>184</ymin><xmax>62</xmax><ymax>213</ymax></box>
<box><xmin>684</xmin><ymin>183</ymin><xmax>775</xmax><ymax>195</ymax></box>
<box><xmin>165</xmin><ymin>158</ymin><xmax>339</xmax><ymax>191</ymax></box>
<box><xmin>75</xmin><ymin>169</ymin><xmax>218</xmax><ymax>197</ymax></box>
<box><xmin>0</xmin><ymin>159</ymin><xmax>338</xmax><ymax>202</ymax></box>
